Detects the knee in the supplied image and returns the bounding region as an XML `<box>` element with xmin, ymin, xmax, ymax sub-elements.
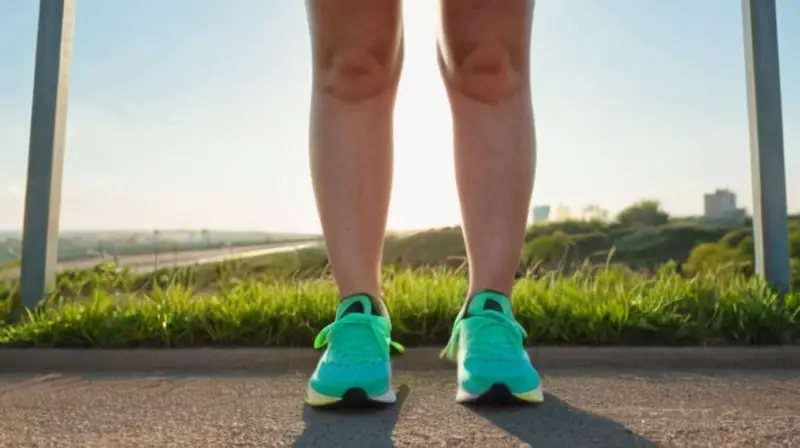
<box><xmin>440</xmin><ymin>42</ymin><xmax>525</xmax><ymax>104</ymax></box>
<box><xmin>319</xmin><ymin>46</ymin><xmax>401</xmax><ymax>103</ymax></box>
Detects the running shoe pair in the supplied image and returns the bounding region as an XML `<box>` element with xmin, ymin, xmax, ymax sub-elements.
<box><xmin>306</xmin><ymin>290</ymin><xmax>543</xmax><ymax>407</ymax></box>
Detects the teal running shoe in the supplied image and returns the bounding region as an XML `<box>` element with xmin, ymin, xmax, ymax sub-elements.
<box><xmin>306</xmin><ymin>294</ymin><xmax>403</xmax><ymax>408</ymax></box>
<box><xmin>441</xmin><ymin>290</ymin><xmax>543</xmax><ymax>405</ymax></box>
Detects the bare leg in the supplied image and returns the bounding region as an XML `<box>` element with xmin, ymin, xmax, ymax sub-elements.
<box><xmin>306</xmin><ymin>0</ymin><xmax>403</xmax><ymax>300</ymax></box>
<box><xmin>438</xmin><ymin>0</ymin><xmax>536</xmax><ymax>297</ymax></box>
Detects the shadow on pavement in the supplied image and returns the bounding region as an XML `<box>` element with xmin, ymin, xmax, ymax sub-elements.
<box><xmin>293</xmin><ymin>384</ymin><xmax>410</xmax><ymax>448</ymax></box>
<box><xmin>470</xmin><ymin>392</ymin><xmax>660</xmax><ymax>448</ymax></box>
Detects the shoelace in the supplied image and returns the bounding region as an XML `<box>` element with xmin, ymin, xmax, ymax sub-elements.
<box><xmin>314</xmin><ymin>313</ymin><xmax>405</xmax><ymax>361</ymax></box>
<box><xmin>441</xmin><ymin>310</ymin><xmax>527</xmax><ymax>361</ymax></box>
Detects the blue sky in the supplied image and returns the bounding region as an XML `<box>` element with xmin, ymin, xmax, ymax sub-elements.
<box><xmin>0</xmin><ymin>0</ymin><xmax>798</xmax><ymax>232</ymax></box>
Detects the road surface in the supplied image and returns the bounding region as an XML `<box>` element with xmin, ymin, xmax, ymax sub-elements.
<box><xmin>1</xmin><ymin>369</ymin><xmax>797</xmax><ymax>447</ymax></box>
<box><xmin>124</xmin><ymin>241</ymin><xmax>319</xmax><ymax>273</ymax></box>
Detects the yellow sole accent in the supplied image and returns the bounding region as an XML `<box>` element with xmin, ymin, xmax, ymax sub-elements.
<box><xmin>305</xmin><ymin>386</ymin><xmax>397</xmax><ymax>407</ymax></box>
<box><xmin>513</xmin><ymin>386</ymin><xmax>544</xmax><ymax>403</ymax></box>
<box><xmin>305</xmin><ymin>387</ymin><xmax>342</xmax><ymax>407</ymax></box>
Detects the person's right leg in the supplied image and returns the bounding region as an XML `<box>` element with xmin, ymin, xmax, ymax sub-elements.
<box><xmin>304</xmin><ymin>0</ymin><xmax>403</xmax><ymax>408</ymax></box>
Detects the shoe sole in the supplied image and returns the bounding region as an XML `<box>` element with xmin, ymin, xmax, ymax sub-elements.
<box><xmin>306</xmin><ymin>386</ymin><xmax>397</xmax><ymax>409</ymax></box>
<box><xmin>456</xmin><ymin>383</ymin><xmax>544</xmax><ymax>406</ymax></box>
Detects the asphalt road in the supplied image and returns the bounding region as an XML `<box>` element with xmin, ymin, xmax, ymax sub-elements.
<box><xmin>1</xmin><ymin>370</ymin><xmax>798</xmax><ymax>447</ymax></box>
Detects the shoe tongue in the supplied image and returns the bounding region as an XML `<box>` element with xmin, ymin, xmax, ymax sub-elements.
<box><xmin>337</xmin><ymin>294</ymin><xmax>375</xmax><ymax>319</ymax></box>
<box><xmin>466</xmin><ymin>290</ymin><xmax>511</xmax><ymax>316</ymax></box>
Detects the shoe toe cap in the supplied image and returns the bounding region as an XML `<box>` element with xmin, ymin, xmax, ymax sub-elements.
<box><xmin>459</xmin><ymin>357</ymin><xmax>541</xmax><ymax>395</ymax></box>
<box><xmin>310</xmin><ymin>361</ymin><xmax>391</xmax><ymax>398</ymax></box>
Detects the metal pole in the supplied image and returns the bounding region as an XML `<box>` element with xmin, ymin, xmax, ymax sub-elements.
<box><xmin>14</xmin><ymin>0</ymin><xmax>76</xmax><ymax>320</ymax></box>
<box><xmin>741</xmin><ymin>0</ymin><xmax>790</xmax><ymax>298</ymax></box>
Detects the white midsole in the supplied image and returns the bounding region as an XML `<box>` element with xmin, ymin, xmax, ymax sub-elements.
<box><xmin>306</xmin><ymin>385</ymin><xmax>397</xmax><ymax>406</ymax></box>
<box><xmin>455</xmin><ymin>384</ymin><xmax>544</xmax><ymax>403</ymax></box>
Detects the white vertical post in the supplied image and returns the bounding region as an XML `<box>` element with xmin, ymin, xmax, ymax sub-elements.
<box><xmin>741</xmin><ymin>0</ymin><xmax>790</xmax><ymax>298</ymax></box>
<box><xmin>15</xmin><ymin>0</ymin><xmax>77</xmax><ymax>319</ymax></box>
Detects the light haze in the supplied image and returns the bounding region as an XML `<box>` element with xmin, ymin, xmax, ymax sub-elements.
<box><xmin>0</xmin><ymin>0</ymin><xmax>798</xmax><ymax>232</ymax></box>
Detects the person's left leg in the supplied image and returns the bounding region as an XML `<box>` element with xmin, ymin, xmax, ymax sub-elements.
<box><xmin>437</xmin><ymin>0</ymin><xmax>543</xmax><ymax>405</ymax></box>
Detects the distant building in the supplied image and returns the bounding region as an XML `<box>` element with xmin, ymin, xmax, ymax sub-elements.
<box><xmin>553</xmin><ymin>205</ymin><xmax>572</xmax><ymax>222</ymax></box>
<box><xmin>531</xmin><ymin>205</ymin><xmax>551</xmax><ymax>224</ymax></box>
<box><xmin>703</xmin><ymin>189</ymin><xmax>746</xmax><ymax>224</ymax></box>
<box><xmin>582</xmin><ymin>205</ymin><xmax>610</xmax><ymax>222</ymax></box>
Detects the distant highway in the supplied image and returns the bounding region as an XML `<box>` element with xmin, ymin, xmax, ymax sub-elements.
<box><xmin>0</xmin><ymin>241</ymin><xmax>321</xmax><ymax>279</ymax></box>
<box><xmin>126</xmin><ymin>241</ymin><xmax>320</xmax><ymax>273</ymax></box>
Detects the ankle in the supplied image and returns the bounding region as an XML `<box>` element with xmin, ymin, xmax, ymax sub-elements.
<box><xmin>460</xmin><ymin>289</ymin><xmax>513</xmax><ymax>317</ymax></box>
<box><xmin>465</xmin><ymin>289</ymin><xmax>512</xmax><ymax>311</ymax></box>
<box><xmin>467</xmin><ymin>289</ymin><xmax>510</xmax><ymax>300</ymax></box>
<box><xmin>340</xmin><ymin>292</ymin><xmax>389</xmax><ymax>317</ymax></box>
<box><xmin>467</xmin><ymin>281</ymin><xmax>513</xmax><ymax>299</ymax></box>
<box><xmin>337</xmin><ymin>283</ymin><xmax>381</xmax><ymax>301</ymax></box>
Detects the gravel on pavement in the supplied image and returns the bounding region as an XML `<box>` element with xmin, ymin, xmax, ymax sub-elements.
<box><xmin>1</xmin><ymin>369</ymin><xmax>798</xmax><ymax>447</ymax></box>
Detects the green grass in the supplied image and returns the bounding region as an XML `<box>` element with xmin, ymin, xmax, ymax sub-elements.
<box><xmin>1</xmin><ymin>264</ymin><xmax>798</xmax><ymax>348</ymax></box>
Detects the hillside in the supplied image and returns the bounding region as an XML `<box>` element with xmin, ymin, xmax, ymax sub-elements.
<box><xmin>2</xmin><ymin>200</ymin><xmax>798</xmax><ymax>295</ymax></box>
